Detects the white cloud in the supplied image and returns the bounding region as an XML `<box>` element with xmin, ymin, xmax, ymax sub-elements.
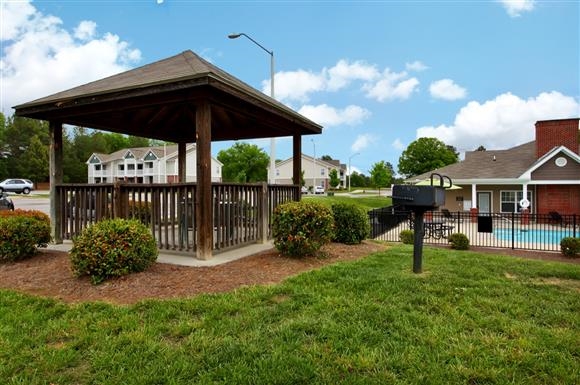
<box><xmin>405</xmin><ymin>61</ymin><xmax>428</xmax><ymax>72</ymax></box>
<box><xmin>351</xmin><ymin>133</ymin><xmax>375</xmax><ymax>152</ymax></box>
<box><xmin>265</xmin><ymin>69</ymin><xmax>325</xmax><ymax>103</ymax></box>
<box><xmin>1</xmin><ymin>0</ymin><xmax>141</xmax><ymax>112</ymax></box>
<box><xmin>263</xmin><ymin>59</ymin><xmax>418</xmax><ymax>104</ymax></box>
<box><xmin>325</xmin><ymin>59</ymin><xmax>379</xmax><ymax>91</ymax></box>
<box><xmin>392</xmin><ymin>138</ymin><xmax>405</xmax><ymax>151</ymax></box>
<box><xmin>364</xmin><ymin>69</ymin><xmax>419</xmax><ymax>102</ymax></box>
<box><xmin>430</xmin><ymin>79</ymin><xmax>467</xmax><ymax>101</ymax></box>
<box><xmin>498</xmin><ymin>0</ymin><xmax>536</xmax><ymax>18</ymax></box>
<box><xmin>416</xmin><ymin>91</ymin><xmax>580</xmax><ymax>151</ymax></box>
<box><xmin>298</xmin><ymin>104</ymin><xmax>371</xmax><ymax>127</ymax></box>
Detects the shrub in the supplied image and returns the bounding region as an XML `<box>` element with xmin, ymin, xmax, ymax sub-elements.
<box><xmin>448</xmin><ymin>233</ymin><xmax>470</xmax><ymax>250</ymax></box>
<box><xmin>272</xmin><ymin>200</ymin><xmax>334</xmax><ymax>257</ymax></box>
<box><xmin>560</xmin><ymin>237</ymin><xmax>580</xmax><ymax>258</ymax></box>
<box><xmin>331</xmin><ymin>202</ymin><xmax>370</xmax><ymax>244</ymax></box>
<box><xmin>0</xmin><ymin>213</ymin><xmax>51</xmax><ymax>262</ymax></box>
<box><xmin>70</xmin><ymin>218</ymin><xmax>158</xmax><ymax>284</ymax></box>
<box><xmin>399</xmin><ymin>230</ymin><xmax>414</xmax><ymax>245</ymax></box>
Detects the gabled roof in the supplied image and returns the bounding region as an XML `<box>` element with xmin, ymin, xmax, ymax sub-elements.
<box><xmin>276</xmin><ymin>154</ymin><xmax>342</xmax><ymax>169</ymax></box>
<box><xmin>407</xmin><ymin>140</ymin><xmax>580</xmax><ymax>184</ymax></box>
<box><xmin>87</xmin><ymin>145</ymin><xmax>178</xmax><ymax>164</ymax></box>
<box><xmin>14</xmin><ymin>50</ymin><xmax>322</xmax><ymax>143</ymax></box>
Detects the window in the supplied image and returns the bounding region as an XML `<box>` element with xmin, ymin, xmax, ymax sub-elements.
<box><xmin>146</xmin><ymin>162</ymin><xmax>153</xmax><ymax>169</ymax></box>
<box><xmin>500</xmin><ymin>190</ymin><xmax>533</xmax><ymax>213</ymax></box>
<box><xmin>94</xmin><ymin>165</ymin><xmax>101</xmax><ymax>171</ymax></box>
<box><xmin>118</xmin><ymin>164</ymin><xmax>124</xmax><ymax>171</ymax></box>
<box><xmin>320</xmin><ymin>168</ymin><xmax>325</xmax><ymax>176</ymax></box>
<box><xmin>137</xmin><ymin>164</ymin><xmax>143</xmax><ymax>170</ymax></box>
<box><xmin>127</xmin><ymin>164</ymin><xmax>135</xmax><ymax>171</ymax></box>
<box><xmin>102</xmin><ymin>165</ymin><xmax>106</xmax><ymax>170</ymax></box>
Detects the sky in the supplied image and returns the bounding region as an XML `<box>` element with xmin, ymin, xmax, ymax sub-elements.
<box><xmin>1</xmin><ymin>0</ymin><xmax>579</xmax><ymax>176</ymax></box>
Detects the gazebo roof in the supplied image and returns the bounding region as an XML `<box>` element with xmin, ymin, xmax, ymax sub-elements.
<box><xmin>13</xmin><ymin>50</ymin><xmax>322</xmax><ymax>142</ymax></box>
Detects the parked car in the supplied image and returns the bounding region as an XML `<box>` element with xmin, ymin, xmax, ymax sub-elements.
<box><xmin>0</xmin><ymin>179</ymin><xmax>34</xmax><ymax>194</ymax></box>
<box><xmin>314</xmin><ymin>186</ymin><xmax>325</xmax><ymax>194</ymax></box>
<box><xmin>0</xmin><ymin>193</ymin><xmax>14</xmax><ymax>211</ymax></box>
<box><xmin>301</xmin><ymin>186</ymin><xmax>308</xmax><ymax>194</ymax></box>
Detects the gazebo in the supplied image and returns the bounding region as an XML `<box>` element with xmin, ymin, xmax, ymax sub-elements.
<box><xmin>13</xmin><ymin>50</ymin><xmax>322</xmax><ymax>259</ymax></box>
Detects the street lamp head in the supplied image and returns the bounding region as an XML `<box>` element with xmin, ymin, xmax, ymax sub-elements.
<box><xmin>228</xmin><ymin>33</ymin><xmax>242</xmax><ymax>39</ymax></box>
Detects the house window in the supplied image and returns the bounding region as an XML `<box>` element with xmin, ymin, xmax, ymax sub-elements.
<box><xmin>276</xmin><ymin>169</ymin><xmax>280</xmax><ymax>176</ymax></box>
<box><xmin>102</xmin><ymin>165</ymin><xmax>106</xmax><ymax>170</ymax></box>
<box><xmin>320</xmin><ymin>168</ymin><xmax>325</xmax><ymax>176</ymax></box>
<box><xmin>94</xmin><ymin>164</ymin><xmax>101</xmax><ymax>171</ymax></box>
<box><xmin>137</xmin><ymin>164</ymin><xmax>143</xmax><ymax>170</ymax></box>
<box><xmin>118</xmin><ymin>165</ymin><xmax>124</xmax><ymax>171</ymax></box>
<box><xmin>500</xmin><ymin>191</ymin><xmax>533</xmax><ymax>213</ymax></box>
<box><xmin>127</xmin><ymin>164</ymin><xmax>135</xmax><ymax>171</ymax></box>
<box><xmin>146</xmin><ymin>162</ymin><xmax>153</xmax><ymax>169</ymax></box>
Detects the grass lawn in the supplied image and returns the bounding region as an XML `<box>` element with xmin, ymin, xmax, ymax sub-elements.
<box><xmin>1</xmin><ymin>245</ymin><xmax>579</xmax><ymax>384</ymax></box>
<box><xmin>304</xmin><ymin>194</ymin><xmax>391</xmax><ymax>211</ymax></box>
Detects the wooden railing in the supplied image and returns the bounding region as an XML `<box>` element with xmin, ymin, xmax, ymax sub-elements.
<box><xmin>56</xmin><ymin>182</ymin><xmax>299</xmax><ymax>254</ymax></box>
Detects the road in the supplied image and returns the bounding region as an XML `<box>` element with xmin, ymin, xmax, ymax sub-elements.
<box><xmin>8</xmin><ymin>192</ymin><xmax>50</xmax><ymax>215</ymax></box>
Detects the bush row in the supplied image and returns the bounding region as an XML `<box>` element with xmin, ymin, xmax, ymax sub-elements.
<box><xmin>272</xmin><ymin>200</ymin><xmax>370</xmax><ymax>257</ymax></box>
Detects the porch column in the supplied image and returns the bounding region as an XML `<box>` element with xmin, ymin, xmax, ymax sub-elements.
<box><xmin>178</xmin><ymin>142</ymin><xmax>186</xmax><ymax>182</ymax></box>
<box><xmin>196</xmin><ymin>102</ymin><xmax>212</xmax><ymax>260</ymax></box>
<box><xmin>49</xmin><ymin>121</ymin><xmax>63</xmax><ymax>243</ymax></box>
<box><xmin>470</xmin><ymin>183</ymin><xmax>478</xmax><ymax>223</ymax></box>
<box><xmin>293</xmin><ymin>134</ymin><xmax>302</xmax><ymax>200</ymax></box>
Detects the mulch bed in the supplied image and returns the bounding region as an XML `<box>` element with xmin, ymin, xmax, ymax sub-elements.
<box><xmin>0</xmin><ymin>242</ymin><xmax>576</xmax><ymax>305</ymax></box>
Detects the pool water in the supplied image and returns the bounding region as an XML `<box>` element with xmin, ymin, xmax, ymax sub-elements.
<box><xmin>494</xmin><ymin>228</ymin><xmax>577</xmax><ymax>245</ymax></box>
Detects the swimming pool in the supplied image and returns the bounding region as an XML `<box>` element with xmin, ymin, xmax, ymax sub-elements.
<box><xmin>494</xmin><ymin>228</ymin><xmax>577</xmax><ymax>245</ymax></box>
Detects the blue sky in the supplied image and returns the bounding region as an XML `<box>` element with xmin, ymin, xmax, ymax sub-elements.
<box><xmin>1</xmin><ymin>0</ymin><xmax>579</xmax><ymax>176</ymax></box>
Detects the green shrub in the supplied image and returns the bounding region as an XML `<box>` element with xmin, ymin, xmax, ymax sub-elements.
<box><xmin>399</xmin><ymin>230</ymin><xmax>414</xmax><ymax>244</ymax></box>
<box><xmin>70</xmin><ymin>218</ymin><xmax>158</xmax><ymax>284</ymax></box>
<box><xmin>560</xmin><ymin>237</ymin><xmax>580</xmax><ymax>258</ymax></box>
<box><xmin>0</xmin><ymin>213</ymin><xmax>51</xmax><ymax>262</ymax></box>
<box><xmin>272</xmin><ymin>200</ymin><xmax>334</xmax><ymax>257</ymax></box>
<box><xmin>448</xmin><ymin>233</ymin><xmax>470</xmax><ymax>250</ymax></box>
<box><xmin>331</xmin><ymin>202</ymin><xmax>369</xmax><ymax>244</ymax></box>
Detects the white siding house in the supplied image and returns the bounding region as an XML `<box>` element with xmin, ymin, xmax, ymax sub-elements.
<box><xmin>275</xmin><ymin>154</ymin><xmax>346</xmax><ymax>188</ymax></box>
<box><xmin>87</xmin><ymin>144</ymin><xmax>222</xmax><ymax>183</ymax></box>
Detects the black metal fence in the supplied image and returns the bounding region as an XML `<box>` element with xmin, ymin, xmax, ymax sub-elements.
<box><xmin>369</xmin><ymin>207</ymin><xmax>578</xmax><ymax>252</ymax></box>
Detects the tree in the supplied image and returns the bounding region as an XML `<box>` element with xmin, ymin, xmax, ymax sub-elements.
<box><xmin>369</xmin><ymin>161</ymin><xmax>393</xmax><ymax>193</ymax></box>
<box><xmin>321</xmin><ymin>155</ymin><xmax>333</xmax><ymax>161</ymax></box>
<box><xmin>20</xmin><ymin>135</ymin><xmax>49</xmax><ymax>182</ymax></box>
<box><xmin>475</xmin><ymin>145</ymin><xmax>486</xmax><ymax>151</ymax></box>
<box><xmin>398</xmin><ymin>137</ymin><xmax>459</xmax><ymax>178</ymax></box>
<box><xmin>329</xmin><ymin>169</ymin><xmax>340</xmax><ymax>188</ymax></box>
<box><xmin>349</xmin><ymin>171</ymin><xmax>369</xmax><ymax>188</ymax></box>
<box><xmin>217</xmin><ymin>142</ymin><xmax>269</xmax><ymax>183</ymax></box>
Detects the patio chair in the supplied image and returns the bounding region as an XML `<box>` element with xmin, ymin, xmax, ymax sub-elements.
<box><xmin>548</xmin><ymin>211</ymin><xmax>568</xmax><ymax>227</ymax></box>
<box><xmin>441</xmin><ymin>208</ymin><xmax>461</xmax><ymax>223</ymax></box>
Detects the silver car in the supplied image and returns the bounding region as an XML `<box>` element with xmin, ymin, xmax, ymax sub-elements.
<box><xmin>0</xmin><ymin>179</ymin><xmax>34</xmax><ymax>194</ymax></box>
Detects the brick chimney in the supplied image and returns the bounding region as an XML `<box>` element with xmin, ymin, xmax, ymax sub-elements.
<box><xmin>535</xmin><ymin>118</ymin><xmax>580</xmax><ymax>159</ymax></box>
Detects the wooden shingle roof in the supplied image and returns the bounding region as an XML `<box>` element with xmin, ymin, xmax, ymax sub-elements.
<box><xmin>14</xmin><ymin>50</ymin><xmax>322</xmax><ymax>143</ymax></box>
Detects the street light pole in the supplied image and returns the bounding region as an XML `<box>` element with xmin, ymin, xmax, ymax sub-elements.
<box><xmin>228</xmin><ymin>32</ymin><xmax>276</xmax><ymax>184</ymax></box>
<box><xmin>348</xmin><ymin>152</ymin><xmax>360</xmax><ymax>192</ymax></box>
<box><xmin>311</xmin><ymin>139</ymin><xmax>316</xmax><ymax>189</ymax></box>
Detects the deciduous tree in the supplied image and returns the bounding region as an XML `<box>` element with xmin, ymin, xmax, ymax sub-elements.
<box><xmin>217</xmin><ymin>142</ymin><xmax>269</xmax><ymax>183</ymax></box>
<box><xmin>398</xmin><ymin>137</ymin><xmax>459</xmax><ymax>178</ymax></box>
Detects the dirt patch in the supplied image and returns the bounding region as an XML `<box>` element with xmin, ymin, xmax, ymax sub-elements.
<box><xmin>0</xmin><ymin>242</ymin><xmax>576</xmax><ymax>305</ymax></box>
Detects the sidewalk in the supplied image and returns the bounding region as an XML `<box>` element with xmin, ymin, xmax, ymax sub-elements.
<box><xmin>46</xmin><ymin>240</ymin><xmax>275</xmax><ymax>267</ymax></box>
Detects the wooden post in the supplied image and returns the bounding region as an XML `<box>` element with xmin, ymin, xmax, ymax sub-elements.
<box><xmin>293</xmin><ymin>134</ymin><xmax>302</xmax><ymax>201</ymax></box>
<box><xmin>49</xmin><ymin>121</ymin><xmax>63</xmax><ymax>243</ymax></box>
<box><xmin>178</xmin><ymin>142</ymin><xmax>186</xmax><ymax>182</ymax></box>
<box><xmin>195</xmin><ymin>102</ymin><xmax>212</xmax><ymax>260</ymax></box>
